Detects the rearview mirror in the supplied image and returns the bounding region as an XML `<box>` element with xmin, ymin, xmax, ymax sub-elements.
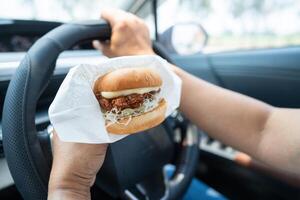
<box><xmin>159</xmin><ymin>22</ymin><xmax>208</xmax><ymax>55</ymax></box>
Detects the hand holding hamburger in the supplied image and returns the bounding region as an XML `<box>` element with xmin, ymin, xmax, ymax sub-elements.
<box><xmin>49</xmin><ymin>55</ymin><xmax>180</xmax><ymax>143</ymax></box>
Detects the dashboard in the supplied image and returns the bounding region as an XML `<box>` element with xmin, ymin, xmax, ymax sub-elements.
<box><xmin>0</xmin><ymin>35</ymin><xmax>39</xmax><ymax>52</ymax></box>
<box><xmin>0</xmin><ymin>19</ymin><xmax>94</xmax><ymax>52</ymax></box>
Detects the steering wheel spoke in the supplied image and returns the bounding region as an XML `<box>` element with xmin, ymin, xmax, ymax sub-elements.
<box><xmin>133</xmin><ymin>169</ymin><xmax>167</xmax><ymax>200</ymax></box>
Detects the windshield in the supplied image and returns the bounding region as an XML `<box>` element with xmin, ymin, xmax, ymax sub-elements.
<box><xmin>144</xmin><ymin>0</ymin><xmax>300</xmax><ymax>53</ymax></box>
<box><xmin>0</xmin><ymin>0</ymin><xmax>131</xmax><ymax>22</ymax></box>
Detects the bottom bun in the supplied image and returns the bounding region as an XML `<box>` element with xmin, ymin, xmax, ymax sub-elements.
<box><xmin>106</xmin><ymin>99</ymin><xmax>167</xmax><ymax>134</ymax></box>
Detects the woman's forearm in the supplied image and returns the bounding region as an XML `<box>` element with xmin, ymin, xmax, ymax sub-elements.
<box><xmin>174</xmin><ymin>66</ymin><xmax>300</xmax><ymax>174</ymax></box>
<box><xmin>173</xmin><ymin>66</ymin><xmax>273</xmax><ymax>156</ymax></box>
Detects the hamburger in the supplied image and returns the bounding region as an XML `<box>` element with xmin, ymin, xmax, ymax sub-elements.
<box><xmin>94</xmin><ymin>67</ymin><xmax>167</xmax><ymax>134</ymax></box>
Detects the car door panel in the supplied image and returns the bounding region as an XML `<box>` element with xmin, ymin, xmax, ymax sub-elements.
<box><xmin>172</xmin><ymin>55</ymin><xmax>221</xmax><ymax>85</ymax></box>
<box><xmin>173</xmin><ymin>47</ymin><xmax>300</xmax><ymax>108</ymax></box>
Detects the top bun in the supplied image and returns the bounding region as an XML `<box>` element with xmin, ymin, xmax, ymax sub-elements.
<box><xmin>94</xmin><ymin>67</ymin><xmax>162</xmax><ymax>92</ymax></box>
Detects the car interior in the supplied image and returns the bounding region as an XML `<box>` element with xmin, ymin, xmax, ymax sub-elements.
<box><xmin>0</xmin><ymin>0</ymin><xmax>300</xmax><ymax>199</ymax></box>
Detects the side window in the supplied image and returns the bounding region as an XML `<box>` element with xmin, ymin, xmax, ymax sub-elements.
<box><xmin>145</xmin><ymin>0</ymin><xmax>300</xmax><ymax>53</ymax></box>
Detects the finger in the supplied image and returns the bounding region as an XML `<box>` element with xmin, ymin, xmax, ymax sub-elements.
<box><xmin>52</xmin><ymin>130</ymin><xmax>60</xmax><ymax>143</ymax></box>
<box><xmin>101</xmin><ymin>8</ymin><xmax>122</xmax><ymax>26</ymax></box>
<box><xmin>93</xmin><ymin>40</ymin><xmax>111</xmax><ymax>56</ymax></box>
<box><xmin>92</xmin><ymin>40</ymin><xmax>102</xmax><ymax>51</ymax></box>
<box><xmin>101</xmin><ymin>42</ymin><xmax>113</xmax><ymax>58</ymax></box>
<box><xmin>99</xmin><ymin>41</ymin><xmax>114</xmax><ymax>58</ymax></box>
<box><xmin>101</xmin><ymin>8</ymin><xmax>134</xmax><ymax>26</ymax></box>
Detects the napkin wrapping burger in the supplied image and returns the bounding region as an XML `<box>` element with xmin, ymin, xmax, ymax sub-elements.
<box><xmin>48</xmin><ymin>55</ymin><xmax>182</xmax><ymax>144</ymax></box>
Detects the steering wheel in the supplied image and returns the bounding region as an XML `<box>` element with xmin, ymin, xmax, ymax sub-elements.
<box><xmin>2</xmin><ymin>20</ymin><xmax>200</xmax><ymax>200</ymax></box>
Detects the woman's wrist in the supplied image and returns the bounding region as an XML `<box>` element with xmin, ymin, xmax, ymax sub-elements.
<box><xmin>48</xmin><ymin>176</ymin><xmax>91</xmax><ymax>200</ymax></box>
<box><xmin>48</xmin><ymin>187</ymin><xmax>90</xmax><ymax>200</ymax></box>
<box><xmin>48</xmin><ymin>167</ymin><xmax>93</xmax><ymax>200</ymax></box>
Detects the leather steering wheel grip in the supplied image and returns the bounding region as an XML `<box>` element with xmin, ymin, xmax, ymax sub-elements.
<box><xmin>2</xmin><ymin>20</ymin><xmax>111</xmax><ymax>200</ymax></box>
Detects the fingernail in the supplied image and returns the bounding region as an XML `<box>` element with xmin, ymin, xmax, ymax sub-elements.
<box><xmin>92</xmin><ymin>40</ymin><xmax>101</xmax><ymax>49</ymax></box>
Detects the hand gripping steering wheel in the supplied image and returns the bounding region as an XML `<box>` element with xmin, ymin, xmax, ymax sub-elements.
<box><xmin>2</xmin><ymin>20</ymin><xmax>200</xmax><ymax>200</ymax></box>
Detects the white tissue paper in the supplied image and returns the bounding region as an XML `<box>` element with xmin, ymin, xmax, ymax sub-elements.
<box><xmin>48</xmin><ymin>55</ymin><xmax>182</xmax><ymax>143</ymax></box>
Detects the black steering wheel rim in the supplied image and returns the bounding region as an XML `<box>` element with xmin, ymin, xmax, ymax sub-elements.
<box><xmin>2</xmin><ymin>20</ymin><xmax>200</xmax><ymax>200</ymax></box>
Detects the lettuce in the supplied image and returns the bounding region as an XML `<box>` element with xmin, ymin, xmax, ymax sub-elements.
<box><xmin>103</xmin><ymin>94</ymin><xmax>160</xmax><ymax>127</ymax></box>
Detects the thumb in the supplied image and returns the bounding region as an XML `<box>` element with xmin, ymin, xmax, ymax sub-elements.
<box><xmin>92</xmin><ymin>40</ymin><xmax>113</xmax><ymax>57</ymax></box>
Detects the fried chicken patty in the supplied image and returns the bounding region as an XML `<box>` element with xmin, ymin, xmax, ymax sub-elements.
<box><xmin>96</xmin><ymin>91</ymin><xmax>157</xmax><ymax>111</ymax></box>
